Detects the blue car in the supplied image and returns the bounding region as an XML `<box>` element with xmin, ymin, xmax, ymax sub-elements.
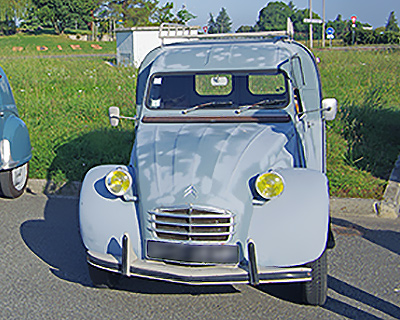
<box><xmin>79</xmin><ymin>37</ymin><xmax>337</xmax><ymax>305</ymax></box>
<box><xmin>0</xmin><ymin>65</ymin><xmax>31</xmax><ymax>198</ymax></box>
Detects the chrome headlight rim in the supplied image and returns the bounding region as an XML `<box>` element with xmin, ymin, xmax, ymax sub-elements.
<box><xmin>255</xmin><ymin>171</ymin><xmax>285</xmax><ymax>200</ymax></box>
<box><xmin>105</xmin><ymin>167</ymin><xmax>132</xmax><ymax>197</ymax></box>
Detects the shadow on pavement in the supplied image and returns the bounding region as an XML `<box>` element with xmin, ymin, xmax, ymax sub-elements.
<box><xmin>99</xmin><ymin>272</ymin><xmax>239</xmax><ymax>295</ymax></box>
<box><xmin>324</xmin><ymin>297</ymin><xmax>383</xmax><ymax>320</ymax></box>
<box><xmin>257</xmin><ymin>275</ymin><xmax>400</xmax><ymax>318</ymax></box>
<box><xmin>20</xmin><ymin>197</ymin><xmax>91</xmax><ymax>287</ymax></box>
<box><xmin>331</xmin><ymin>217</ymin><xmax>400</xmax><ymax>255</ymax></box>
<box><xmin>19</xmin><ymin>196</ymin><xmax>239</xmax><ymax>295</ymax></box>
<box><xmin>256</xmin><ymin>282</ymin><xmax>304</xmax><ymax>304</ymax></box>
<box><xmin>325</xmin><ymin>276</ymin><xmax>400</xmax><ymax>319</ymax></box>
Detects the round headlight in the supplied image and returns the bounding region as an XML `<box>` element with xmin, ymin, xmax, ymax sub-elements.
<box><xmin>255</xmin><ymin>172</ymin><xmax>285</xmax><ymax>199</ymax></box>
<box><xmin>105</xmin><ymin>168</ymin><xmax>132</xmax><ymax>196</ymax></box>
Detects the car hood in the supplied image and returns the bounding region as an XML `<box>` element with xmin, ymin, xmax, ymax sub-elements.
<box><xmin>134</xmin><ymin>120</ymin><xmax>300</xmax><ymax>216</ymax></box>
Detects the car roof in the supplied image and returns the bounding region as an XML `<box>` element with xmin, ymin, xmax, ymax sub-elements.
<box><xmin>140</xmin><ymin>38</ymin><xmax>309</xmax><ymax>74</ymax></box>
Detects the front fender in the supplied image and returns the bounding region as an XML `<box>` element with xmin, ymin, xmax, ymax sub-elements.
<box><xmin>79</xmin><ymin>165</ymin><xmax>141</xmax><ymax>259</ymax></box>
<box><xmin>0</xmin><ymin>114</ymin><xmax>32</xmax><ymax>170</ymax></box>
<box><xmin>248</xmin><ymin>168</ymin><xmax>329</xmax><ymax>267</ymax></box>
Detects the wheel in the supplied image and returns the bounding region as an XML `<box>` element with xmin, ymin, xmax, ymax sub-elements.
<box><xmin>0</xmin><ymin>162</ymin><xmax>29</xmax><ymax>198</ymax></box>
<box><xmin>88</xmin><ymin>263</ymin><xmax>121</xmax><ymax>289</ymax></box>
<box><xmin>302</xmin><ymin>250</ymin><xmax>328</xmax><ymax>306</ymax></box>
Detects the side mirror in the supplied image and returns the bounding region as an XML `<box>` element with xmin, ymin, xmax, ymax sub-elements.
<box><xmin>322</xmin><ymin>98</ymin><xmax>337</xmax><ymax>121</ymax></box>
<box><xmin>109</xmin><ymin>106</ymin><xmax>120</xmax><ymax>127</ymax></box>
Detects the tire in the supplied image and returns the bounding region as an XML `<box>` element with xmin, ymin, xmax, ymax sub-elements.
<box><xmin>88</xmin><ymin>263</ymin><xmax>121</xmax><ymax>289</ymax></box>
<box><xmin>0</xmin><ymin>162</ymin><xmax>29</xmax><ymax>199</ymax></box>
<box><xmin>302</xmin><ymin>250</ymin><xmax>327</xmax><ymax>306</ymax></box>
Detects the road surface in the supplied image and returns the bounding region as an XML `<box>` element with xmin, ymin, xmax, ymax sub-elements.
<box><xmin>0</xmin><ymin>193</ymin><xmax>399</xmax><ymax>319</ymax></box>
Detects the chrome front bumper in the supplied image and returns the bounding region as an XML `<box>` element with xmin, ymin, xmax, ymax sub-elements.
<box><xmin>87</xmin><ymin>233</ymin><xmax>312</xmax><ymax>286</ymax></box>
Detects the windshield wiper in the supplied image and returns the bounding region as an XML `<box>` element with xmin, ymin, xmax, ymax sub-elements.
<box><xmin>182</xmin><ymin>101</ymin><xmax>233</xmax><ymax>114</ymax></box>
<box><xmin>235</xmin><ymin>99</ymin><xmax>287</xmax><ymax>114</ymax></box>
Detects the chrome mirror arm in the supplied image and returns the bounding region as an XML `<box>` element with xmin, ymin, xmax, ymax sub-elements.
<box><xmin>109</xmin><ymin>106</ymin><xmax>137</xmax><ymax>127</ymax></box>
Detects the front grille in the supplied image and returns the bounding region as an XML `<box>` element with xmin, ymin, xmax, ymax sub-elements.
<box><xmin>149</xmin><ymin>205</ymin><xmax>235</xmax><ymax>242</ymax></box>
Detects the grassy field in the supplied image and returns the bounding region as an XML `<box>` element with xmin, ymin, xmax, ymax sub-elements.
<box><xmin>0</xmin><ymin>33</ymin><xmax>116</xmax><ymax>57</ymax></box>
<box><xmin>316</xmin><ymin>48</ymin><xmax>400</xmax><ymax>198</ymax></box>
<box><xmin>1</xmin><ymin>35</ymin><xmax>399</xmax><ymax>198</ymax></box>
<box><xmin>2</xmin><ymin>56</ymin><xmax>136</xmax><ymax>184</ymax></box>
<box><xmin>0</xmin><ymin>35</ymin><xmax>135</xmax><ymax>184</ymax></box>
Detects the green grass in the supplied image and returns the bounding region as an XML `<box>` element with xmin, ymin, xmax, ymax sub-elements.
<box><xmin>1</xmin><ymin>56</ymin><xmax>136</xmax><ymax>185</ymax></box>
<box><xmin>0</xmin><ymin>33</ymin><xmax>116</xmax><ymax>57</ymax></box>
<box><xmin>316</xmin><ymin>48</ymin><xmax>400</xmax><ymax>198</ymax></box>
<box><xmin>1</xmin><ymin>35</ymin><xmax>399</xmax><ymax>199</ymax></box>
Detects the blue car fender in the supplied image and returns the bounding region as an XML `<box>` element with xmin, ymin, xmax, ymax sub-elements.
<box><xmin>0</xmin><ymin>113</ymin><xmax>31</xmax><ymax>169</ymax></box>
<box><xmin>248</xmin><ymin>168</ymin><xmax>329</xmax><ymax>267</ymax></box>
<box><xmin>79</xmin><ymin>165</ymin><xmax>141</xmax><ymax>259</ymax></box>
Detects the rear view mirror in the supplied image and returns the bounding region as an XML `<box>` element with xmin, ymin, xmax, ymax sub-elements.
<box><xmin>211</xmin><ymin>76</ymin><xmax>228</xmax><ymax>87</ymax></box>
<box><xmin>109</xmin><ymin>106</ymin><xmax>120</xmax><ymax>127</ymax></box>
<box><xmin>322</xmin><ymin>98</ymin><xmax>337</xmax><ymax>121</ymax></box>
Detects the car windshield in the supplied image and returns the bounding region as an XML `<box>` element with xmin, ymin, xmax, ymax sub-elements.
<box><xmin>146</xmin><ymin>71</ymin><xmax>289</xmax><ymax>110</ymax></box>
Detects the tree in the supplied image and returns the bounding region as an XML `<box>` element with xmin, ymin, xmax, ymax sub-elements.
<box><xmin>0</xmin><ymin>0</ymin><xmax>31</xmax><ymax>22</ymax></box>
<box><xmin>30</xmin><ymin>0</ymin><xmax>101</xmax><ymax>34</ymax></box>
<box><xmin>70</xmin><ymin>0</ymin><xmax>103</xmax><ymax>30</ymax></box>
<box><xmin>385</xmin><ymin>11</ymin><xmax>400</xmax><ymax>32</ymax></box>
<box><xmin>254</xmin><ymin>1</ymin><xmax>292</xmax><ymax>31</ymax></box>
<box><xmin>109</xmin><ymin>0</ymin><xmax>159</xmax><ymax>27</ymax></box>
<box><xmin>175</xmin><ymin>5</ymin><xmax>196</xmax><ymax>25</ymax></box>
<box><xmin>215</xmin><ymin>7</ymin><xmax>232</xmax><ymax>33</ymax></box>
<box><xmin>287</xmin><ymin>1</ymin><xmax>296</xmax><ymax>11</ymax></box>
<box><xmin>327</xmin><ymin>14</ymin><xmax>347</xmax><ymax>38</ymax></box>
<box><xmin>290</xmin><ymin>8</ymin><xmax>309</xmax><ymax>35</ymax></box>
<box><xmin>109</xmin><ymin>0</ymin><xmax>195</xmax><ymax>27</ymax></box>
<box><xmin>236</xmin><ymin>25</ymin><xmax>253</xmax><ymax>33</ymax></box>
<box><xmin>207</xmin><ymin>8</ymin><xmax>232</xmax><ymax>33</ymax></box>
<box><xmin>153</xmin><ymin>1</ymin><xmax>175</xmax><ymax>24</ymax></box>
<box><xmin>253</xmin><ymin>2</ymin><xmax>323</xmax><ymax>40</ymax></box>
<box><xmin>0</xmin><ymin>17</ymin><xmax>16</xmax><ymax>35</ymax></box>
<box><xmin>207</xmin><ymin>13</ymin><xmax>217</xmax><ymax>34</ymax></box>
<box><xmin>32</xmin><ymin>0</ymin><xmax>70</xmax><ymax>34</ymax></box>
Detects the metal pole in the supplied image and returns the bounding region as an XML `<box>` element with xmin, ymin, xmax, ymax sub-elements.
<box><xmin>322</xmin><ymin>0</ymin><xmax>325</xmax><ymax>47</ymax></box>
<box><xmin>309</xmin><ymin>0</ymin><xmax>313</xmax><ymax>48</ymax></box>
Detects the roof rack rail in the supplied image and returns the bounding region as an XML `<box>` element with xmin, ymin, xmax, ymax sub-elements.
<box><xmin>159</xmin><ymin>18</ymin><xmax>294</xmax><ymax>45</ymax></box>
<box><xmin>159</xmin><ymin>23</ymin><xmax>201</xmax><ymax>44</ymax></box>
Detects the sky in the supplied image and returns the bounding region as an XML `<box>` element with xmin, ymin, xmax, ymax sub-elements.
<box><xmin>162</xmin><ymin>0</ymin><xmax>399</xmax><ymax>30</ymax></box>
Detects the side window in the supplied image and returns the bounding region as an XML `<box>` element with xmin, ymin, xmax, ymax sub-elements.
<box><xmin>291</xmin><ymin>57</ymin><xmax>305</xmax><ymax>88</ymax></box>
<box><xmin>0</xmin><ymin>70</ymin><xmax>15</xmax><ymax>107</ymax></box>
<box><xmin>195</xmin><ymin>74</ymin><xmax>232</xmax><ymax>96</ymax></box>
<box><xmin>147</xmin><ymin>75</ymin><xmax>192</xmax><ymax>109</ymax></box>
<box><xmin>148</xmin><ymin>76</ymin><xmax>162</xmax><ymax>108</ymax></box>
<box><xmin>248</xmin><ymin>73</ymin><xmax>286</xmax><ymax>95</ymax></box>
<box><xmin>294</xmin><ymin>88</ymin><xmax>305</xmax><ymax>118</ymax></box>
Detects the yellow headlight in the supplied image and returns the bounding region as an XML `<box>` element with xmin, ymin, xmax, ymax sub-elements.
<box><xmin>105</xmin><ymin>168</ymin><xmax>132</xmax><ymax>196</ymax></box>
<box><xmin>255</xmin><ymin>172</ymin><xmax>285</xmax><ymax>199</ymax></box>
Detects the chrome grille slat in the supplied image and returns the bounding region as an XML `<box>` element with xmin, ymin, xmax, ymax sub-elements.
<box><xmin>149</xmin><ymin>211</ymin><xmax>232</xmax><ymax>219</ymax></box>
<box><xmin>154</xmin><ymin>230</ymin><xmax>232</xmax><ymax>236</ymax></box>
<box><xmin>155</xmin><ymin>222</ymin><xmax>234</xmax><ymax>228</ymax></box>
<box><xmin>150</xmin><ymin>219</ymin><xmax>234</xmax><ymax>228</ymax></box>
<box><xmin>149</xmin><ymin>205</ymin><xmax>234</xmax><ymax>242</ymax></box>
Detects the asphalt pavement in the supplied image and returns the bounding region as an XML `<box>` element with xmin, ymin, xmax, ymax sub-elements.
<box><xmin>0</xmin><ymin>181</ymin><xmax>399</xmax><ymax>319</ymax></box>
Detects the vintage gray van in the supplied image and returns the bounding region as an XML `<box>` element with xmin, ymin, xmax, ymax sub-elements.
<box><xmin>79</xmin><ymin>37</ymin><xmax>337</xmax><ymax>305</ymax></box>
<box><xmin>0</xmin><ymin>65</ymin><xmax>31</xmax><ymax>198</ymax></box>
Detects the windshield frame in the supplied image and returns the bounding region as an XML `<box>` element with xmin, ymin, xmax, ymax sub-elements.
<box><xmin>144</xmin><ymin>69</ymin><xmax>290</xmax><ymax>111</ymax></box>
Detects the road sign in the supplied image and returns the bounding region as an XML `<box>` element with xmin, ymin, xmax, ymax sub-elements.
<box><xmin>326</xmin><ymin>27</ymin><xmax>335</xmax><ymax>35</ymax></box>
<box><xmin>351</xmin><ymin>15</ymin><xmax>357</xmax><ymax>24</ymax></box>
<box><xmin>327</xmin><ymin>34</ymin><xmax>335</xmax><ymax>39</ymax></box>
<box><xmin>303</xmin><ymin>18</ymin><xmax>323</xmax><ymax>24</ymax></box>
